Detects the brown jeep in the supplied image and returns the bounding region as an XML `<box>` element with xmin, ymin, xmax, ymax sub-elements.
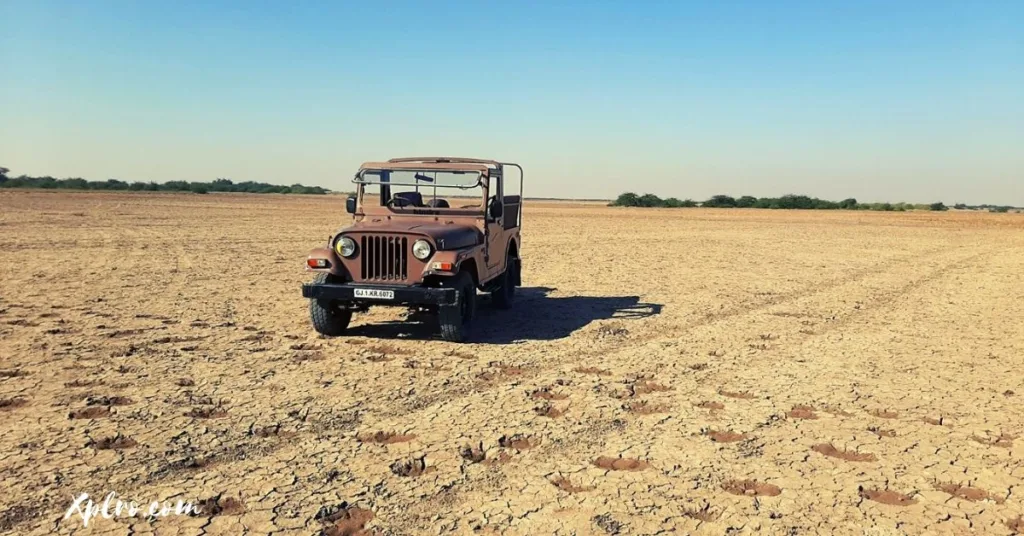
<box><xmin>302</xmin><ymin>157</ymin><xmax>523</xmax><ymax>342</ymax></box>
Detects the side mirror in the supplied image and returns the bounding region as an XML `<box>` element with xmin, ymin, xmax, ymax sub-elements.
<box><xmin>488</xmin><ymin>197</ymin><xmax>503</xmax><ymax>219</ymax></box>
<box><xmin>345</xmin><ymin>196</ymin><xmax>356</xmax><ymax>214</ymax></box>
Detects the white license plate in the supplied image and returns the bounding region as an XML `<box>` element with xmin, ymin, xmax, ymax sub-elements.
<box><xmin>353</xmin><ymin>288</ymin><xmax>395</xmax><ymax>300</ymax></box>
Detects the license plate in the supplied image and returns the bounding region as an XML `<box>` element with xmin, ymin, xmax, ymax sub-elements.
<box><xmin>353</xmin><ymin>288</ymin><xmax>395</xmax><ymax>300</ymax></box>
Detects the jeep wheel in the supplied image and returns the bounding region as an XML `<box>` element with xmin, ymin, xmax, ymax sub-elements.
<box><xmin>491</xmin><ymin>254</ymin><xmax>516</xmax><ymax>309</ymax></box>
<box><xmin>308</xmin><ymin>273</ymin><xmax>352</xmax><ymax>336</ymax></box>
<box><xmin>438</xmin><ymin>271</ymin><xmax>476</xmax><ymax>342</ymax></box>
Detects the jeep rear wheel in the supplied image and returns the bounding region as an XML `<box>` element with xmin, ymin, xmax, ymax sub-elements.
<box><xmin>309</xmin><ymin>273</ymin><xmax>352</xmax><ymax>336</ymax></box>
<box><xmin>491</xmin><ymin>254</ymin><xmax>516</xmax><ymax>309</ymax></box>
<box><xmin>438</xmin><ymin>271</ymin><xmax>476</xmax><ymax>342</ymax></box>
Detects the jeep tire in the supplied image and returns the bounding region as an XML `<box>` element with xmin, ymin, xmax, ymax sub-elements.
<box><xmin>309</xmin><ymin>273</ymin><xmax>352</xmax><ymax>336</ymax></box>
<box><xmin>438</xmin><ymin>271</ymin><xmax>476</xmax><ymax>342</ymax></box>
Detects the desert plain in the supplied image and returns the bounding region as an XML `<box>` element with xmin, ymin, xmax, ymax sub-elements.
<box><xmin>1</xmin><ymin>190</ymin><xmax>1023</xmax><ymax>535</ymax></box>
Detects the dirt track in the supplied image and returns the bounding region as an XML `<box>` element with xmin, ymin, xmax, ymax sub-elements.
<box><xmin>1</xmin><ymin>190</ymin><xmax>1023</xmax><ymax>535</ymax></box>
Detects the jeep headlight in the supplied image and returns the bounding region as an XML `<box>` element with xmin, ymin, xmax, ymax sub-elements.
<box><xmin>412</xmin><ymin>239</ymin><xmax>432</xmax><ymax>260</ymax></box>
<box><xmin>335</xmin><ymin>236</ymin><xmax>357</xmax><ymax>258</ymax></box>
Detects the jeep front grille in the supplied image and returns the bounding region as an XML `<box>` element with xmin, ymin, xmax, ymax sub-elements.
<box><xmin>360</xmin><ymin>235</ymin><xmax>408</xmax><ymax>281</ymax></box>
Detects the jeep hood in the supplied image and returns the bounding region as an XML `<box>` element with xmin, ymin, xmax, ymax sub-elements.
<box><xmin>340</xmin><ymin>221</ymin><xmax>481</xmax><ymax>251</ymax></box>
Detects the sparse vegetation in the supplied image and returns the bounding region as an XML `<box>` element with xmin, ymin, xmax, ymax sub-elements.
<box><xmin>611</xmin><ymin>192</ymin><xmax>1019</xmax><ymax>211</ymax></box>
<box><xmin>955</xmin><ymin>203</ymin><xmax>1018</xmax><ymax>212</ymax></box>
<box><xmin>613</xmin><ymin>192</ymin><xmax>698</xmax><ymax>207</ymax></box>
<box><xmin>0</xmin><ymin>172</ymin><xmax>329</xmax><ymax>195</ymax></box>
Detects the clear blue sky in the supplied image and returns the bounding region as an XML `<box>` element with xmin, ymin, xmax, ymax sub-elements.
<box><xmin>1</xmin><ymin>1</ymin><xmax>1021</xmax><ymax>204</ymax></box>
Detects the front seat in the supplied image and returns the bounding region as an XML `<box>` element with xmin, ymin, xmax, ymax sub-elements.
<box><xmin>392</xmin><ymin>191</ymin><xmax>424</xmax><ymax>207</ymax></box>
<box><xmin>427</xmin><ymin>198</ymin><xmax>450</xmax><ymax>208</ymax></box>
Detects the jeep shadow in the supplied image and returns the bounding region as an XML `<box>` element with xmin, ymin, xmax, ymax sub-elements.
<box><xmin>343</xmin><ymin>287</ymin><xmax>663</xmax><ymax>344</ymax></box>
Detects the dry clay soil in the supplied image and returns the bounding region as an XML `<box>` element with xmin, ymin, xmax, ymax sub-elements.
<box><xmin>1</xmin><ymin>190</ymin><xmax>1023</xmax><ymax>536</ymax></box>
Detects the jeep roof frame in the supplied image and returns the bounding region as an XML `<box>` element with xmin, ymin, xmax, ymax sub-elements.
<box><xmin>388</xmin><ymin>156</ymin><xmax>501</xmax><ymax>166</ymax></box>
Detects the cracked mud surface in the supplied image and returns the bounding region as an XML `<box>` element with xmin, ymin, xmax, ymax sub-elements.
<box><xmin>1</xmin><ymin>191</ymin><xmax>1024</xmax><ymax>534</ymax></box>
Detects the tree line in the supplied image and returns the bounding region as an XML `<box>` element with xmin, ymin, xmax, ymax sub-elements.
<box><xmin>0</xmin><ymin>168</ymin><xmax>329</xmax><ymax>195</ymax></box>
<box><xmin>610</xmin><ymin>192</ymin><xmax>960</xmax><ymax>211</ymax></box>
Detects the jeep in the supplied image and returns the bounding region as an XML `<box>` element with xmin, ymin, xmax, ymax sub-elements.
<box><xmin>301</xmin><ymin>157</ymin><xmax>523</xmax><ymax>342</ymax></box>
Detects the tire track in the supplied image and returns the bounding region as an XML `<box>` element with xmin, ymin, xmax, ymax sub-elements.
<box><xmin>363</xmin><ymin>244</ymin><xmax>998</xmax><ymax>531</ymax></box>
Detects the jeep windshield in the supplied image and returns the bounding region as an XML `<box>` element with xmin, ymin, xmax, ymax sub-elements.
<box><xmin>355</xmin><ymin>169</ymin><xmax>485</xmax><ymax>211</ymax></box>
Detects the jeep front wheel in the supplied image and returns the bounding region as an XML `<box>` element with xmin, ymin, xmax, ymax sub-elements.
<box><xmin>309</xmin><ymin>273</ymin><xmax>352</xmax><ymax>336</ymax></box>
<box><xmin>438</xmin><ymin>271</ymin><xmax>476</xmax><ymax>342</ymax></box>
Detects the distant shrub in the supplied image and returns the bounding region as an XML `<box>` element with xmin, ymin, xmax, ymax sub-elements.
<box><xmin>0</xmin><ymin>173</ymin><xmax>328</xmax><ymax>195</ymax></box>
<box><xmin>638</xmin><ymin>193</ymin><xmax>664</xmax><ymax>207</ymax></box>
<box><xmin>702</xmin><ymin>195</ymin><xmax>737</xmax><ymax>208</ymax></box>
<box><xmin>612</xmin><ymin>192</ymin><xmax>641</xmax><ymax>206</ymax></box>
<box><xmin>610</xmin><ymin>192</ymin><xmax>697</xmax><ymax>208</ymax></box>
<box><xmin>662</xmin><ymin>197</ymin><xmax>684</xmax><ymax>208</ymax></box>
<box><xmin>735</xmin><ymin>195</ymin><xmax>758</xmax><ymax>208</ymax></box>
<box><xmin>608</xmin><ymin>192</ymin><xmax>1011</xmax><ymax>211</ymax></box>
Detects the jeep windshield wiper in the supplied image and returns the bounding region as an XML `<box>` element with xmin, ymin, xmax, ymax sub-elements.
<box><xmin>413</xmin><ymin>173</ymin><xmax>434</xmax><ymax>183</ymax></box>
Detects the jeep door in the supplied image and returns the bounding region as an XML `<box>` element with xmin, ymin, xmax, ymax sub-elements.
<box><xmin>485</xmin><ymin>173</ymin><xmax>508</xmax><ymax>279</ymax></box>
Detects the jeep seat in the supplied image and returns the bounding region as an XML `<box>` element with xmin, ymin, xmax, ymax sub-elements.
<box><xmin>392</xmin><ymin>191</ymin><xmax>424</xmax><ymax>207</ymax></box>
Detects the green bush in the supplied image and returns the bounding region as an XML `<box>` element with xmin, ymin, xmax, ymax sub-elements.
<box><xmin>735</xmin><ymin>195</ymin><xmax>758</xmax><ymax>208</ymax></box>
<box><xmin>612</xmin><ymin>192</ymin><xmax>640</xmax><ymax>206</ymax></box>
<box><xmin>610</xmin><ymin>192</ymin><xmax>698</xmax><ymax>208</ymax></box>
<box><xmin>703</xmin><ymin>195</ymin><xmax>737</xmax><ymax>208</ymax></box>
<box><xmin>638</xmin><ymin>193</ymin><xmax>664</xmax><ymax>207</ymax></box>
<box><xmin>608</xmin><ymin>191</ymin><xmax>1006</xmax><ymax>211</ymax></box>
<box><xmin>662</xmin><ymin>197</ymin><xmax>684</xmax><ymax>208</ymax></box>
<box><xmin>0</xmin><ymin>173</ymin><xmax>329</xmax><ymax>195</ymax></box>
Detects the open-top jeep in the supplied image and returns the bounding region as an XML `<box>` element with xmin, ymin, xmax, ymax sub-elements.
<box><xmin>302</xmin><ymin>157</ymin><xmax>523</xmax><ymax>342</ymax></box>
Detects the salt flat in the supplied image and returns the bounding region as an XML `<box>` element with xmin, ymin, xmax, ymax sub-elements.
<box><xmin>1</xmin><ymin>190</ymin><xmax>1023</xmax><ymax>535</ymax></box>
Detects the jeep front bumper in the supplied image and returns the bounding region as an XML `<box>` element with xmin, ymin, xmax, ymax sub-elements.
<box><xmin>301</xmin><ymin>283</ymin><xmax>458</xmax><ymax>306</ymax></box>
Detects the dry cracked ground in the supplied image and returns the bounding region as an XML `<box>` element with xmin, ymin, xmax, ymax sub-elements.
<box><xmin>1</xmin><ymin>190</ymin><xmax>1023</xmax><ymax>536</ymax></box>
